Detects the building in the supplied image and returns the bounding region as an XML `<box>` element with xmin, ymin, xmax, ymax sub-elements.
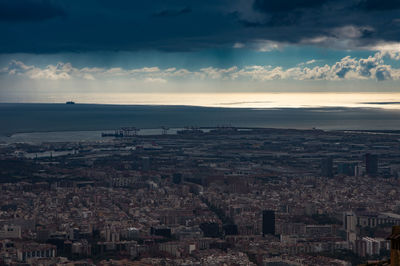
<box><xmin>343</xmin><ymin>211</ymin><xmax>357</xmax><ymax>247</ymax></box>
<box><xmin>360</xmin><ymin>237</ymin><xmax>388</xmax><ymax>257</ymax></box>
<box><xmin>321</xmin><ymin>157</ymin><xmax>333</xmax><ymax>178</ymax></box>
<box><xmin>365</xmin><ymin>153</ymin><xmax>378</xmax><ymax>176</ymax></box>
<box><xmin>389</xmin><ymin>226</ymin><xmax>400</xmax><ymax>266</ymax></box>
<box><xmin>16</xmin><ymin>242</ymin><xmax>56</xmax><ymax>262</ymax></box>
<box><xmin>262</xmin><ymin>210</ymin><xmax>275</xmax><ymax>236</ymax></box>
<box><xmin>0</xmin><ymin>225</ymin><xmax>21</xmax><ymax>239</ymax></box>
<box><xmin>356</xmin><ymin>212</ymin><xmax>400</xmax><ymax>228</ymax></box>
<box><xmin>337</xmin><ymin>162</ymin><xmax>356</xmax><ymax>176</ymax></box>
<box><xmin>142</xmin><ymin>157</ymin><xmax>150</xmax><ymax>171</ymax></box>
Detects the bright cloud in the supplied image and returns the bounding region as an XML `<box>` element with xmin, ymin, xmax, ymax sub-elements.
<box><xmin>3</xmin><ymin>52</ymin><xmax>400</xmax><ymax>83</ymax></box>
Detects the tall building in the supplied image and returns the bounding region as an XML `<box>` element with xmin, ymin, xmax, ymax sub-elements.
<box><xmin>142</xmin><ymin>156</ymin><xmax>150</xmax><ymax>171</ymax></box>
<box><xmin>262</xmin><ymin>210</ymin><xmax>275</xmax><ymax>236</ymax></box>
<box><xmin>337</xmin><ymin>162</ymin><xmax>356</xmax><ymax>176</ymax></box>
<box><xmin>200</xmin><ymin>222</ymin><xmax>220</xmax><ymax>238</ymax></box>
<box><xmin>389</xmin><ymin>226</ymin><xmax>400</xmax><ymax>266</ymax></box>
<box><xmin>343</xmin><ymin>211</ymin><xmax>357</xmax><ymax>244</ymax></box>
<box><xmin>321</xmin><ymin>157</ymin><xmax>333</xmax><ymax>178</ymax></box>
<box><xmin>365</xmin><ymin>153</ymin><xmax>378</xmax><ymax>176</ymax></box>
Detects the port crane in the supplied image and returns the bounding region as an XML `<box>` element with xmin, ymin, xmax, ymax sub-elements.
<box><xmin>161</xmin><ymin>126</ymin><xmax>169</xmax><ymax>135</ymax></box>
<box><xmin>120</xmin><ymin>127</ymin><xmax>140</xmax><ymax>137</ymax></box>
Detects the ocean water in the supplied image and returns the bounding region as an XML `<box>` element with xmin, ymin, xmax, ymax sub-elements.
<box><xmin>1</xmin><ymin>103</ymin><xmax>400</xmax><ymax>143</ymax></box>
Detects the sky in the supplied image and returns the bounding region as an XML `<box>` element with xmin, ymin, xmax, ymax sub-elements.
<box><xmin>1</xmin><ymin>0</ymin><xmax>400</xmax><ymax>106</ymax></box>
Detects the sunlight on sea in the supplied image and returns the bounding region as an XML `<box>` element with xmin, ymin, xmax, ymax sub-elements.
<box><xmin>56</xmin><ymin>92</ymin><xmax>400</xmax><ymax>109</ymax></box>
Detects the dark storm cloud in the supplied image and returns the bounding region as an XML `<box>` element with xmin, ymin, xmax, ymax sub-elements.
<box><xmin>357</xmin><ymin>0</ymin><xmax>400</xmax><ymax>11</ymax></box>
<box><xmin>0</xmin><ymin>0</ymin><xmax>400</xmax><ymax>53</ymax></box>
<box><xmin>238</xmin><ymin>0</ymin><xmax>400</xmax><ymax>46</ymax></box>
<box><xmin>0</xmin><ymin>0</ymin><xmax>65</xmax><ymax>22</ymax></box>
<box><xmin>154</xmin><ymin>7</ymin><xmax>192</xmax><ymax>17</ymax></box>
<box><xmin>238</xmin><ymin>0</ymin><xmax>335</xmax><ymax>28</ymax></box>
<box><xmin>253</xmin><ymin>0</ymin><xmax>328</xmax><ymax>13</ymax></box>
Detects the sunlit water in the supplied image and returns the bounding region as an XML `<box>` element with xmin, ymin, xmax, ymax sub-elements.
<box><xmin>55</xmin><ymin>92</ymin><xmax>400</xmax><ymax>109</ymax></box>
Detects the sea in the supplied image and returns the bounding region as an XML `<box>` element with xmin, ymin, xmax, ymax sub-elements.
<box><xmin>1</xmin><ymin>102</ymin><xmax>400</xmax><ymax>144</ymax></box>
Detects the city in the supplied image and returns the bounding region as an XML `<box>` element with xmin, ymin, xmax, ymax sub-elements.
<box><xmin>1</xmin><ymin>128</ymin><xmax>400</xmax><ymax>265</ymax></box>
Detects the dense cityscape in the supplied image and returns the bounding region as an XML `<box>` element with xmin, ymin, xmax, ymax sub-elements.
<box><xmin>1</xmin><ymin>127</ymin><xmax>400</xmax><ymax>265</ymax></box>
<box><xmin>4</xmin><ymin>0</ymin><xmax>400</xmax><ymax>265</ymax></box>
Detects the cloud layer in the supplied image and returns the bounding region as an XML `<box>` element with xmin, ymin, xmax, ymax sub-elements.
<box><xmin>3</xmin><ymin>51</ymin><xmax>400</xmax><ymax>82</ymax></box>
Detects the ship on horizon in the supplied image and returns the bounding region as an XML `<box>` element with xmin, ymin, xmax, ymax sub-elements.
<box><xmin>66</xmin><ymin>101</ymin><xmax>75</xmax><ymax>105</ymax></box>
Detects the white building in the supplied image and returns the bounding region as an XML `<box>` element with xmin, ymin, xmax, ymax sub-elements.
<box><xmin>0</xmin><ymin>225</ymin><xmax>21</xmax><ymax>239</ymax></box>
